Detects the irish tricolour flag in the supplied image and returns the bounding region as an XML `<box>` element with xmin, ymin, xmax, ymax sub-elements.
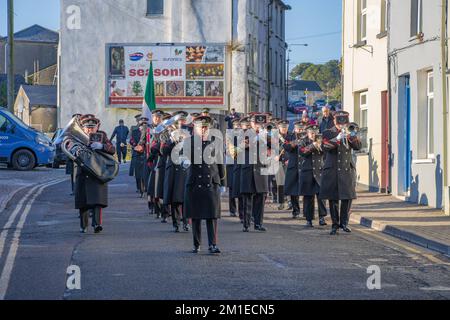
<box><xmin>142</xmin><ymin>61</ymin><xmax>157</xmax><ymax>122</ymax></box>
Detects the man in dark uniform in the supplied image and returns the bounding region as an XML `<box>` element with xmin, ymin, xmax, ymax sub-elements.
<box><xmin>275</xmin><ymin>120</ymin><xmax>289</xmax><ymax>210</ymax></box>
<box><xmin>299</xmin><ymin>125</ymin><xmax>328</xmax><ymax>227</ymax></box>
<box><xmin>162</xmin><ymin>111</ymin><xmax>190</xmax><ymax>233</ymax></box>
<box><xmin>129</xmin><ymin>114</ymin><xmax>142</xmax><ymax>181</ymax></box>
<box><xmin>283</xmin><ymin>122</ymin><xmax>306</xmax><ymax>218</ymax></box>
<box><xmin>130</xmin><ymin>117</ymin><xmax>148</xmax><ymax>197</ymax></box>
<box><xmin>71</xmin><ymin>115</ymin><xmax>116</xmax><ymax>234</ymax></box>
<box><xmin>146</xmin><ymin>110</ymin><xmax>164</xmax><ymax>215</ymax></box>
<box><xmin>239</xmin><ymin>114</ymin><xmax>269</xmax><ymax>232</ymax></box>
<box><xmin>110</xmin><ymin>119</ymin><xmax>129</xmax><ymax>164</ymax></box>
<box><xmin>154</xmin><ymin>113</ymin><xmax>172</xmax><ymax>223</ymax></box>
<box><xmin>226</xmin><ymin>118</ymin><xmax>244</xmax><ymax>218</ymax></box>
<box><xmin>201</xmin><ymin>108</ymin><xmax>220</xmax><ymax>129</ymax></box>
<box><xmin>184</xmin><ymin>116</ymin><xmax>225</xmax><ymax>254</ymax></box>
<box><xmin>224</xmin><ymin>108</ymin><xmax>240</xmax><ymax>129</ymax></box>
<box><xmin>320</xmin><ymin>111</ymin><xmax>362</xmax><ymax>235</ymax></box>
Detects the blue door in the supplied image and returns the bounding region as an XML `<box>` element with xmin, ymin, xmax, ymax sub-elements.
<box><xmin>405</xmin><ymin>77</ymin><xmax>411</xmax><ymax>191</ymax></box>
<box><xmin>0</xmin><ymin>113</ymin><xmax>19</xmax><ymax>162</ymax></box>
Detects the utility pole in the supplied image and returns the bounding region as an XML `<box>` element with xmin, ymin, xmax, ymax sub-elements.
<box><xmin>7</xmin><ymin>0</ymin><xmax>15</xmax><ymax>112</ymax></box>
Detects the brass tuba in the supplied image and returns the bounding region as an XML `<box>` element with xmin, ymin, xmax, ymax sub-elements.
<box><xmin>60</xmin><ymin>117</ymin><xmax>119</xmax><ymax>183</ymax></box>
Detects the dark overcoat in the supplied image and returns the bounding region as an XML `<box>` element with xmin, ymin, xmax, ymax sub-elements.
<box><xmin>74</xmin><ymin>131</ymin><xmax>116</xmax><ymax>209</ymax></box>
<box><xmin>147</xmin><ymin>138</ymin><xmax>160</xmax><ymax>197</ymax></box>
<box><xmin>284</xmin><ymin>133</ymin><xmax>303</xmax><ymax>196</ymax></box>
<box><xmin>239</xmin><ymin>132</ymin><xmax>269</xmax><ymax>195</ymax></box>
<box><xmin>163</xmin><ymin>140</ymin><xmax>187</xmax><ymax>204</ymax></box>
<box><xmin>184</xmin><ymin>135</ymin><xmax>225</xmax><ymax>220</ymax></box>
<box><xmin>299</xmin><ymin>138</ymin><xmax>324</xmax><ymax>196</ymax></box>
<box><xmin>319</xmin><ymin>126</ymin><xmax>362</xmax><ymax>200</ymax></box>
<box><xmin>129</xmin><ymin>128</ymin><xmax>145</xmax><ymax>179</ymax></box>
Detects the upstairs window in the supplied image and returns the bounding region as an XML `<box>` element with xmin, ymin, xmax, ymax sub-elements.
<box><xmin>147</xmin><ymin>0</ymin><xmax>164</xmax><ymax>16</ymax></box>
<box><xmin>410</xmin><ymin>0</ymin><xmax>423</xmax><ymax>37</ymax></box>
<box><xmin>359</xmin><ymin>0</ymin><xmax>368</xmax><ymax>42</ymax></box>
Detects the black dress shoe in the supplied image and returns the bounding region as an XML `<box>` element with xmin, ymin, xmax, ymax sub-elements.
<box><xmin>192</xmin><ymin>247</ymin><xmax>200</xmax><ymax>254</ymax></box>
<box><xmin>305</xmin><ymin>221</ymin><xmax>314</xmax><ymax>228</ymax></box>
<box><xmin>183</xmin><ymin>224</ymin><xmax>190</xmax><ymax>232</ymax></box>
<box><xmin>319</xmin><ymin>218</ymin><xmax>328</xmax><ymax>226</ymax></box>
<box><xmin>341</xmin><ymin>225</ymin><xmax>352</xmax><ymax>233</ymax></box>
<box><xmin>209</xmin><ymin>246</ymin><xmax>221</xmax><ymax>254</ymax></box>
<box><xmin>243</xmin><ymin>227</ymin><xmax>249</xmax><ymax>232</ymax></box>
<box><xmin>174</xmin><ymin>226</ymin><xmax>180</xmax><ymax>233</ymax></box>
<box><xmin>94</xmin><ymin>226</ymin><xmax>103</xmax><ymax>234</ymax></box>
<box><xmin>255</xmin><ymin>225</ymin><xmax>267</xmax><ymax>232</ymax></box>
<box><xmin>330</xmin><ymin>228</ymin><xmax>339</xmax><ymax>235</ymax></box>
<box><xmin>161</xmin><ymin>218</ymin><xmax>167</xmax><ymax>223</ymax></box>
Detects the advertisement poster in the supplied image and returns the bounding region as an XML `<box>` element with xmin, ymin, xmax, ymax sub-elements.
<box><xmin>107</xmin><ymin>44</ymin><xmax>226</xmax><ymax>107</ymax></box>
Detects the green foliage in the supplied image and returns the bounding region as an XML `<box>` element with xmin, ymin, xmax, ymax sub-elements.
<box><xmin>132</xmin><ymin>81</ymin><xmax>143</xmax><ymax>96</ymax></box>
<box><xmin>290</xmin><ymin>59</ymin><xmax>342</xmax><ymax>101</ymax></box>
<box><xmin>0</xmin><ymin>82</ymin><xmax>7</xmax><ymax>107</ymax></box>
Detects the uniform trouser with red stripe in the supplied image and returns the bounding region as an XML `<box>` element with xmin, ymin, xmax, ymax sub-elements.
<box><xmin>79</xmin><ymin>207</ymin><xmax>102</xmax><ymax>229</ymax></box>
<box><xmin>192</xmin><ymin>219</ymin><xmax>218</xmax><ymax>248</ymax></box>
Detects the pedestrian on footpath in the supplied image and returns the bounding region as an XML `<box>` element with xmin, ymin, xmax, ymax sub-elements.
<box><xmin>110</xmin><ymin>119</ymin><xmax>129</xmax><ymax>164</ymax></box>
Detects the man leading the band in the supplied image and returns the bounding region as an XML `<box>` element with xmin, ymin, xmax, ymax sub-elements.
<box><xmin>319</xmin><ymin>111</ymin><xmax>361</xmax><ymax>235</ymax></box>
<box><xmin>73</xmin><ymin>115</ymin><xmax>116</xmax><ymax>234</ymax></box>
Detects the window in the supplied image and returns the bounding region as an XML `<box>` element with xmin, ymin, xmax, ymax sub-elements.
<box><xmin>427</xmin><ymin>71</ymin><xmax>434</xmax><ymax>157</ymax></box>
<box><xmin>0</xmin><ymin>115</ymin><xmax>12</xmax><ymax>133</ymax></box>
<box><xmin>147</xmin><ymin>0</ymin><xmax>164</xmax><ymax>16</ymax></box>
<box><xmin>359</xmin><ymin>91</ymin><xmax>369</xmax><ymax>152</ymax></box>
<box><xmin>410</xmin><ymin>0</ymin><xmax>422</xmax><ymax>37</ymax></box>
<box><xmin>359</xmin><ymin>0</ymin><xmax>368</xmax><ymax>41</ymax></box>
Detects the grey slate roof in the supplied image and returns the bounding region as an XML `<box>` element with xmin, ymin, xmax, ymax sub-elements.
<box><xmin>288</xmin><ymin>80</ymin><xmax>323</xmax><ymax>92</ymax></box>
<box><xmin>0</xmin><ymin>74</ymin><xmax>26</xmax><ymax>94</ymax></box>
<box><xmin>1</xmin><ymin>25</ymin><xmax>59</xmax><ymax>43</ymax></box>
<box><xmin>21</xmin><ymin>85</ymin><xmax>57</xmax><ymax>107</ymax></box>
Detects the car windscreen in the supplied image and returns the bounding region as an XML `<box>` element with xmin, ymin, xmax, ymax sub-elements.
<box><xmin>1</xmin><ymin>109</ymin><xmax>32</xmax><ymax>131</ymax></box>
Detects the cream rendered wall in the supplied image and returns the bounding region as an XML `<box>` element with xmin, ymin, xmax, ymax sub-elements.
<box><xmin>342</xmin><ymin>0</ymin><xmax>388</xmax><ymax>191</ymax></box>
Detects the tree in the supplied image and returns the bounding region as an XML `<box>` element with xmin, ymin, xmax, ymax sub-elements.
<box><xmin>290</xmin><ymin>63</ymin><xmax>313</xmax><ymax>80</ymax></box>
<box><xmin>290</xmin><ymin>59</ymin><xmax>342</xmax><ymax>101</ymax></box>
<box><xmin>0</xmin><ymin>82</ymin><xmax>7</xmax><ymax>107</ymax></box>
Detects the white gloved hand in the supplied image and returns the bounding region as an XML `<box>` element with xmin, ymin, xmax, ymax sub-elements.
<box><xmin>181</xmin><ymin>159</ymin><xmax>192</xmax><ymax>169</ymax></box>
<box><xmin>91</xmin><ymin>142</ymin><xmax>103</xmax><ymax>150</ymax></box>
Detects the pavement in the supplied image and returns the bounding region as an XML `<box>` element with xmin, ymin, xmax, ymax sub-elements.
<box><xmin>349</xmin><ymin>190</ymin><xmax>450</xmax><ymax>257</ymax></box>
<box><xmin>0</xmin><ymin>164</ymin><xmax>450</xmax><ymax>300</ymax></box>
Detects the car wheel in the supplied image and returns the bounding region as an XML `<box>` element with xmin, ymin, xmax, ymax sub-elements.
<box><xmin>12</xmin><ymin>150</ymin><xmax>36</xmax><ymax>171</ymax></box>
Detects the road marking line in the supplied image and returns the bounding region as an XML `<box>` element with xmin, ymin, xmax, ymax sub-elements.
<box><xmin>355</xmin><ymin>227</ymin><xmax>450</xmax><ymax>266</ymax></box>
<box><xmin>0</xmin><ymin>184</ymin><xmax>32</xmax><ymax>214</ymax></box>
<box><xmin>0</xmin><ymin>179</ymin><xmax>66</xmax><ymax>300</ymax></box>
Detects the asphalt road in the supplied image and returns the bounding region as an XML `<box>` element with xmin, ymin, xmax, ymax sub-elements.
<box><xmin>0</xmin><ymin>166</ymin><xmax>449</xmax><ymax>300</ymax></box>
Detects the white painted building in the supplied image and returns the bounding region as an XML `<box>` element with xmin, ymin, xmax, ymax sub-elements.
<box><xmin>59</xmin><ymin>0</ymin><xmax>289</xmax><ymax>134</ymax></box>
<box><xmin>388</xmin><ymin>0</ymin><xmax>447</xmax><ymax>210</ymax></box>
<box><xmin>342</xmin><ymin>0</ymin><xmax>389</xmax><ymax>193</ymax></box>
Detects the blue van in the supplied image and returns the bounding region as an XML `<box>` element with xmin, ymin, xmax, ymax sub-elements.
<box><xmin>0</xmin><ymin>107</ymin><xmax>55</xmax><ymax>171</ymax></box>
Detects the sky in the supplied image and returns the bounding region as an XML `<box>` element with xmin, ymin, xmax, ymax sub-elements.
<box><xmin>0</xmin><ymin>0</ymin><xmax>342</xmax><ymax>68</ymax></box>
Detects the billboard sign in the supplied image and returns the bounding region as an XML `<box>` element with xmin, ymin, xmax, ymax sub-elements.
<box><xmin>106</xmin><ymin>44</ymin><xmax>226</xmax><ymax>108</ymax></box>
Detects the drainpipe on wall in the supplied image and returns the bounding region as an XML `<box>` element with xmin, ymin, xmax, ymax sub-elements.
<box><xmin>442</xmin><ymin>0</ymin><xmax>449</xmax><ymax>214</ymax></box>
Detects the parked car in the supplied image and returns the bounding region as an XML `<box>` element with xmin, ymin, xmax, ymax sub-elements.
<box><xmin>313</xmin><ymin>99</ymin><xmax>327</xmax><ymax>110</ymax></box>
<box><xmin>49</xmin><ymin>128</ymin><xmax>68</xmax><ymax>169</ymax></box>
<box><xmin>0</xmin><ymin>107</ymin><xmax>55</xmax><ymax>171</ymax></box>
<box><xmin>293</xmin><ymin>104</ymin><xmax>309</xmax><ymax>115</ymax></box>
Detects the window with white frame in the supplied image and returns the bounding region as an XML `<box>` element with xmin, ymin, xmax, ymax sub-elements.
<box><xmin>360</xmin><ymin>0</ymin><xmax>368</xmax><ymax>42</ymax></box>
<box><xmin>359</xmin><ymin>91</ymin><xmax>369</xmax><ymax>152</ymax></box>
<box><xmin>147</xmin><ymin>0</ymin><xmax>164</xmax><ymax>16</ymax></box>
<box><xmin>410</xmin><ymin>0</ymin><xmax>423</xmax><ymax>37</ymax></box>
<box><xmin>427</xmin><ymin>71</ymin><xmax>434</xmax><ymax>157</ymax></box>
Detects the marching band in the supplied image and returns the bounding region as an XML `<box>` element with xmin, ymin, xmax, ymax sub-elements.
<box><xmin>63</xmin><ymin>107</ymin><xmax>361</xmax><ymax>253</ymax></box>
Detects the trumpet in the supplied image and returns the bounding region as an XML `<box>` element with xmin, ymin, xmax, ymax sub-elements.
<box><xmin>346</xmin><ymin>122</ymin><xmax>360</xmax><ymax>137</ymax></box>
